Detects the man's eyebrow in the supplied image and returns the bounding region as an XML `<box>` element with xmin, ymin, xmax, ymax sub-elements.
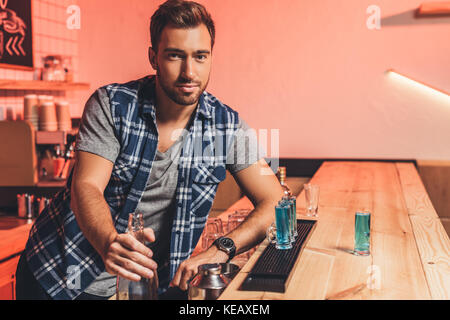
<box><xmin>164</xmin><ymin>48</ymin><xmax>211</xmax><ymax>54</ymax></box>
<box><xmin>196</xmin><ymin>50</ymin><xmax>211</xmax><ymax>54</ymax></box>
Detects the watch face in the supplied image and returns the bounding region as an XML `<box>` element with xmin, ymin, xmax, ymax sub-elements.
<box><xmin>220</xmin><ymin>237</ymin><xmax>234</xmax><ymax>249</ymax></box>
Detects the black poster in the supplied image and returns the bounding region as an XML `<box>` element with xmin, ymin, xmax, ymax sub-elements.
<box><xmin>0</xmin><ymin>0</ymin><xmax>33</xmax><ymax>69</ymax></box>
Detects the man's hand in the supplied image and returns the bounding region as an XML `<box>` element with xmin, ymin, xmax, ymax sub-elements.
<box><xmin>102</xmin><ymin>228</ymin><xmax>158</xmax><ymax>282</ymax></box>
<box><xmin>170</xmin><ymin>246</ymin><xmax>229</xmax><ymax>291</ymax></box>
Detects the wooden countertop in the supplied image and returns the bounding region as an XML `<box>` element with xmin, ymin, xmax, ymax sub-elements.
<box><xmin>0</xmin><ymin>215</ymin><xmax>33</xmax><ymax>262</ymax></box>
<box><xmin>219</xmin><ymin>161</ymin><xmax>450</xmax><ymax>300</ymax></box>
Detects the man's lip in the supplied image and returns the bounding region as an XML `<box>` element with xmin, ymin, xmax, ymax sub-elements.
<box><xmin>177</xmin><ymin>84</ymin><xmax>199</xmax><ymax>93</ymax></box>
<box><xmin>176</xmin><ymin>84</ymin><xmax>199</xmax><ymax>88</ymax></box>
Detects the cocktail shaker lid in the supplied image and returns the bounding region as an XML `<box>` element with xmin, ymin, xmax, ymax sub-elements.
<box><xmin>199</xmin><ymin>263</ymin><xmax>222</xmax><ymax>276</ymax></box>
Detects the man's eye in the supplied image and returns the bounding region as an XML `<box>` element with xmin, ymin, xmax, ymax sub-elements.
<box><xmin>168</xmin><ymin>53</ymin><xmax>182</xmax><ymax>59</ymax></box>
<box><xmin>196</xmin><ymin>55</ymin><xmax>207</xmax><ymax>61</ymax></box>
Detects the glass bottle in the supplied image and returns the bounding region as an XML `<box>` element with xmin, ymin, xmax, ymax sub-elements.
<box><xmin>277</xmin><ymin>167</ymin><xmax>297</xmax><ymax>238</ymax></box>
<box><xmin>116</xmin><ymin>212</ymin><xmax>159</xmax><ymax>300</ymax></box>
<box><xmin>277</xmin><ymin>167</ymin><xmax>292</xmax><ymax>197</ymax></box>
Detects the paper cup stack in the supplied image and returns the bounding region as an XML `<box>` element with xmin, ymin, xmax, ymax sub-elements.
<box><xmin>23</xmin><ymin>95</ymin><xmax>72</xmax><ymax>132</ymax></box>
<box><xmin>39</xmin><ymin>99</ymin><xmax>58</xmax><ymax>132</ymax></box>
<box><xmin>23</xmin><ymin>95</ymin><xmax>39</xmax><ymax>130</ymax></box>
<box><xmin>56</xmin><ymin>101</ymin><xmax>72</xmax><ymax>131</ymax></box>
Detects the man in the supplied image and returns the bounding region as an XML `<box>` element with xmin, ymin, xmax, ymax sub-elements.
<box><xmin>16</xmin><ymin>0</ymin><xmax>283</xmax><ymax>300</ymax></box>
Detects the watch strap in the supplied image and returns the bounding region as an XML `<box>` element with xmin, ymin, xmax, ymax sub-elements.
<box><xmin>213</xmin><ymin>237</ymin><xmax>236</xmax><ymax>261</ymax></box>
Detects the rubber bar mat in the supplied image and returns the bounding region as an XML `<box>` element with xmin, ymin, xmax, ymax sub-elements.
<box><xmin>240</xmin><ymin>219</ymin><xmax>317</xmax><ymax>293</ymax></box>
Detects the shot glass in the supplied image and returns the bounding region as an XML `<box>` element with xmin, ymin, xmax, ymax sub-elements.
<box><xmin>202</xmin><ymin>232</ymin><xmax>222</xmax><ymax>251</ymax></box>
<box><xmin>354</xmin><ymin>210</ymin><xmax>371</xmax><ymax>256</ymax></box>
<box><xmin>279</xmin><ymin>199</ymin><xmax>296</xmax><ymax>241</ymax></box>
<box><xmin>267</xmin><ymin>205</ymin><xmax>292</xmax><ymax>250</ymax></box>
<box><xmin>205</xmin><ymin>218</ymin><xmax>225</xmax><ymax>235</ymax></box>
<box><xmin>289</xmin><ymin>196</ymin><xmax>298</xmax><ymax>238</ymax></box>
<box><xmin>201</xmin><ymin>218</ymin><xmax>225</xmax><ymax>252</ymax></box>
<box><xmin>227</xmin><ymin>212</ymin><xmax>246</xmax><ymax>233</ymax></box>
<box><xmin>304</xmin><ymin>184</ymin><xmax>320</xmax><ymax>217</ymax></box>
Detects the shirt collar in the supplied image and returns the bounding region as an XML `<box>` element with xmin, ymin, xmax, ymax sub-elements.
<box><xmin>140</xmin><ymin>75</ymin><xmax>212</xmax><ymax>121</ymax></box>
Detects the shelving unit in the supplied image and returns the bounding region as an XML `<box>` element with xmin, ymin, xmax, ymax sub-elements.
<box><xmin>35</xmin><ymin>129</ymin><xmax>78</xmax><ymax>146</ymax></box>
<box><xmin>0</xmin><ymin>79</ymin><xmax>86</xmax><ymax>191</ymax></box>
<box><xmin>0</xmin><ymin>80</ymin><xmax>90</xmax><ymax>91</ymax></box>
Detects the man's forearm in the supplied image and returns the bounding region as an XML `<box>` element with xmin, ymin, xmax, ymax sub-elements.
<box><xmin>71</xmin><ymin>183</ymin><xmax>117</xmax><ymax>259</ymax></box>
<box><xmin>226</xmin><ymin>198</ymin><xmax>278</xmax><ymax>255</ymax></box>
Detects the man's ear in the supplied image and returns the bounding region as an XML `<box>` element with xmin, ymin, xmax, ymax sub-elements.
<box><xmin>148</xmin><ymin>47</ymin><xmax>158</xmax><ymax>70</ymax></box>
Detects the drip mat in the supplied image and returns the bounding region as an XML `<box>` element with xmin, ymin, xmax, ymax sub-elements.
<box><xmin>240</xmin><ymin>219</ymin><xmax>317</xmax><ymax>293</ymax></box>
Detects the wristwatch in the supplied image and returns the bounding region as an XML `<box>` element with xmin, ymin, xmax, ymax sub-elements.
<box><xmin>213</xmin><ymin>237</ymin><xmax>236</xmax><ymax>261</ymax></box>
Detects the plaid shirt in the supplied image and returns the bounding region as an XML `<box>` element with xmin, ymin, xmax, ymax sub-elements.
<box><xmin>24</xmin><ymin>76</ymin><xmax>240</xmax><ymax>299</ymax></box>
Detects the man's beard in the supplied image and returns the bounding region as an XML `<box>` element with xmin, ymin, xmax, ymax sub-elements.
<box><xmin>157</xmin><ymin>68</ymin><xmax>209</xmax><ymax>106</ymax></box>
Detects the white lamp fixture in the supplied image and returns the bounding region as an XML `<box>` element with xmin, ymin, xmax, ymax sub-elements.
<box><xmin>418</xmin><ymin>1</ymin><xmax>450</xmax><ymax>16</ymax></box>
<box><xmin>386</xmin><ymin>69</ymin><xmax>449</xmax><ymax>100</ymax></box>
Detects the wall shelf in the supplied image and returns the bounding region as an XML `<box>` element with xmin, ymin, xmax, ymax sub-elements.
<box><xmin>0</xmin><ymin>80</ymin><xmax>90</xmax><ymax>91</ymax></box>
<box><xmin>35</xmin><ymin>129</ymin><xmax>78</xmax><ymax>146</ymax></box>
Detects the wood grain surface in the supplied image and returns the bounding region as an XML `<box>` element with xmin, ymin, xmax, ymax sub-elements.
<box><xmin>219</xmin><ymin>162</ymin><xmax>450</xmax><ymax>300</ymax></box>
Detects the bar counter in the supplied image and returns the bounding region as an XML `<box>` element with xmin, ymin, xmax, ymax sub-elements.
<box><xmin>219</xmin><ymin>161</ymin><xmax>450</xmax><ymax>300</ymax></box>
<box><xmin>0</xmin><ymin>216</ymin><xmax>33</xmax><ymax>299</ymax></box>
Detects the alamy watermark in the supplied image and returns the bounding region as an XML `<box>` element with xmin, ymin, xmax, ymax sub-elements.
<box><xmin>366</xmin><ymin>265</ymin><xmax>381</xmax><ymax>290</ymax></box>
<box><xmin>66</xmin><ymin>265</ymin><xmax>81</xmax><ymax>290</ymax></box>
<box><xmin>67</xmin><ymin>5</ymin><xmax>81</xmax><ymax>30</ymax></box>
<box><xmin>166</xmin><ymin>127</ymin><xmax>280</xmax><ymax>176</ymax></box>
<box><xmin>366</xmin><ymin>5</ymin><xmax>381</xmax><ymax>30</ymax></box>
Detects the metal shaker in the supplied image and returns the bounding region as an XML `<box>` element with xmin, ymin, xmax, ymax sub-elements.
<box><xmin>36</xmin><ymin>197</ymin><xmax>50</xmax><ymax>217</ymax></box>
<box><xmin>17</xmin><ymin>194</ymin><xmax>34</xmax><ymax>219</ymax></box>
<box><xmin>188</xmin><ymin>263</ymin><xmax>231</xmax><ymax>300</ymax></box>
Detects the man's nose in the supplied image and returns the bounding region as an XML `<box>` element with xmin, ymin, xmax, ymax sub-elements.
<box><xmin>181</xmin><ymin>58</ymin><xmax>195</xmax><ymax>80</ymax></box>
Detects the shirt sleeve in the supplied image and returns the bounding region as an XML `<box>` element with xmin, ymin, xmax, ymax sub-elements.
<box><xmin>75</xmin><ymin>88</ymin><xmax>120</xmax><ymax>164</ymax></box>
<box><xmin>226</xmin><ymin>117</ymin><xmax>267</xmax><ymax>175</ymax></box>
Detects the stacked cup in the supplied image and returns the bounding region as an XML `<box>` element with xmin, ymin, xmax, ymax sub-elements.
<box><xmin>56</xmin><ymin>101</ymin><xmax>72</xmax><ymax>131</ymax></box>
<box><xmin>23</xmin><ymin>95</ymin><xmax>39</xmax><ymax>130</ymax></box>
<box><xmin>39</xmin><ymin>100</ymin><xmax>58</xmax><ymax>131</ymax></box>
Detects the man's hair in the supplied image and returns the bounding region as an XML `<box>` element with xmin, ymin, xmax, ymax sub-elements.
<box><xmin>150</xmin><ymin>0</ymin><xmax>215</xmax><ymax>52</ymax></box>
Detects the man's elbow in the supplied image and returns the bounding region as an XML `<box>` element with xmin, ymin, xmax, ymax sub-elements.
<box><xmin>70</xmin><ymin>180</ymin><xmax>103</xmax><ymax>215</ymax></box>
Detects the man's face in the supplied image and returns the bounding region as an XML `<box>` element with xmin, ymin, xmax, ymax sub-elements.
<box><xmin>150</xmin><ymin>24</ymin><xmax>213</xmax><ymax>106</ymax></box>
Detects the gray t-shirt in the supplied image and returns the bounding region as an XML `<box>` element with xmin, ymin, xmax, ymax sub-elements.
<box><xmin>75</xmin><ymin>88</ymin><xmax>265</xmax><ymax>296</ymax></box>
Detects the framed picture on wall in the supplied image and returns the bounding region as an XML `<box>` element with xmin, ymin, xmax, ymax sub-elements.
<box><xmin>0</xmin><ymin>0</ymin><xmax>33</xmax><ymax>70</ymax></box>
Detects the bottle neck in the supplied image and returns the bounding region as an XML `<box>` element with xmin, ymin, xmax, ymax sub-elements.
<box><xmin>278</xmin><ymin>172</ymin><xmax>292</xmax><ymax>197</ymax></box>
<box><xmin>130</xmin><ymin>213</ymin><xmax>145</xmax><ymax>244</ymax></box>
<box><xmin>278</xmin><ymin>167</ymin><xmax>287</xmax><ymax>185</ymax></box>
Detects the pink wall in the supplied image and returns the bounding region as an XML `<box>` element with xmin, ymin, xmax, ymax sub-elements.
<box><xmin>78</xmin><ymin>0</ymin><xmax>450</xmax><ymax>160</ymax></box>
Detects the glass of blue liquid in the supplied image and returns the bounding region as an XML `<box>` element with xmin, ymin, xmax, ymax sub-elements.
<box><xmin>279</xmin><ymin>199</ymin><xmax>295</xmax><ymax>242</ymax></box>
<box><xmin>267</xmin><ymin>205</ymin><xmax>292</xmax><ymax>250</ymax></box>
<box><xmin>354</xmin><ymin>211</ymin><xmax>371</xmax><ymax>256</ymax></box>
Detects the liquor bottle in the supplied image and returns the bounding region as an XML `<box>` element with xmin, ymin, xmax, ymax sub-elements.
<box><xmin>116</xmin><ymin>212</ymin><xmax>159</xmax><ymax>300</ymax></box>
<box><xmin>277</xmin><ymin>167</ymin><xmax>292</xmax><ymax>197</ymax></box>
<box><xmin>277</xmin><ymin>167</ymin><xmax>297</xmax><ymax>238</ymax></box>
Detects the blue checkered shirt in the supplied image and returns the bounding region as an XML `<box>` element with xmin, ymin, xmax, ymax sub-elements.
<box><xmin>24</xmin><ymin>76</ymin><xmax>240</xmax><ymax>299</ymax></box>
